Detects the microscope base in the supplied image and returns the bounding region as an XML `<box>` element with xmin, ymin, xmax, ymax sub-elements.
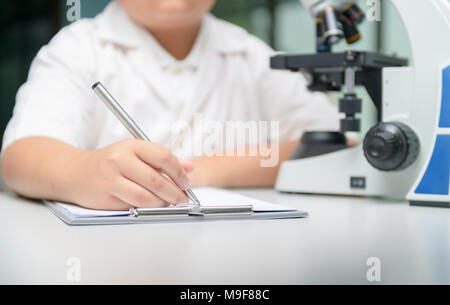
<box><xmin>276</xmin><ymin>145</ymin><xmax>419</xmax><ymax>199</ymax></box>
<box><xmin>410</xmin><ymin>201</ymin><xmax>450</xmax><ymax>208</ymax></box>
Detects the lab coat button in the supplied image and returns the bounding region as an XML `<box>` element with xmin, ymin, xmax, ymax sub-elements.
<box><xmin>175</xmin><ymin>67</ymin><xmax>183</xmax><ymax>75</ymax></box>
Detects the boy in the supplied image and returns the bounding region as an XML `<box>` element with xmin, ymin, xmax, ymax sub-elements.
<box><xmin>1</xmin><ymin>0</ymin><xmax>338</xmax><ymax>210</ymax></box>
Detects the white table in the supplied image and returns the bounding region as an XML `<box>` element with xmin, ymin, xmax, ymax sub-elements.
<box><xmin>0</xmin><ymin>188</ymin><xmax>449</xmax><ymax>284</ymax></box>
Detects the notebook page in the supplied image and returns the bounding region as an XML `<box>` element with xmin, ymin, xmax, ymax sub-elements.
<box><xmin>193</xmin><ymin>187</ymin><xmax>296</xmax><ymax>212</ymax></box>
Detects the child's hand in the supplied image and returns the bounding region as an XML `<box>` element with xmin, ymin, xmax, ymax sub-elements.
<box><xmin>180</xmin><ymin>160</ymin><xmax>194</xmax><ymax>174</ymax></box>
<box><xmin>67</xmin><ymin>139</ymin><xmax>190</xmax><ymax>210</ymax></box>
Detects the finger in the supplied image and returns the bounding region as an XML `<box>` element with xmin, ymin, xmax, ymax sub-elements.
<box><xmin>107</xmin><ymin>196</ymin><xmax>135</xmax><ymax>211</ymax></box>
<box><xmin>110</xmin><ymin>177</ymin><xmax>167</xmax><ymax>208</ymax></box>
<box><xmin>78</xmin><ymin>196</ymin><xmax>132</xmax><ymax>211</ymax></box>
<box><xmin>135</xmin><ymin>142</ymin><xmax>190</xmax><ymax>190</ymax></box>
<box><xmin>121</xmin><ymin>158</ymin><xmax>188</xmax><ymax>205</ymax></box>
<box><xmin>347</xmin><ymin>138</ymin><xmax>359</xmax><ymax>146</ymax></box>
<box><xmin>180</xmin><ymin>160</ymin><xmax>194</xmax><ymax>174</ymax></box>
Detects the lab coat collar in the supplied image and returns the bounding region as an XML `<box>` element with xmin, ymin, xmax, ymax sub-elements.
<box><xmin>96</xmin><ymin>1</ymin><xmax>146</xmax><ymax>49</ymax></box>
<box><xmin>95</xmin><ymin>1</ymin><xmax>246</xmax><ymax>111</ymax></box>
<box><xmin>96</xmin><ymin>1</ymin><xmax>248</xmax><ymax>55</ymax></box>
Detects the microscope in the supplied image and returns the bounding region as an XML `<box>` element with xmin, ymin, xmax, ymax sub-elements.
<box><xmin>272</xmin><ymin>0</ymin><xmax>450</xmax><ymax>207</ymax></box>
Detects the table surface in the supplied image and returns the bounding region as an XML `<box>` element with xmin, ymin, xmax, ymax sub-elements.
<box><xmin>0</xmin><ymin>188</ymin><xmax>449</xmax><ymax>285</ymax></box>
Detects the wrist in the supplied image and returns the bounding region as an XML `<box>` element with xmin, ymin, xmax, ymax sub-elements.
<box><xmin>190</xmin><ymin>157</ymin><xmax>226</xmax><ymax>188</ymax></box>
<box><xmin>51</xmin><ymin>148</ymin><xmax>90</xmax><ymax>203</ymax></box>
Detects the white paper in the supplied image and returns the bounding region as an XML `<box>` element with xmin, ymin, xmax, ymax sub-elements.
<box><xmin>192</xmin><ymin>187</ymin><xmax>296</xmax><ymax>212</ymax></box>
<box><xmin>57</xmin><ymin>187</ymin><xmax>297</xmax><ymax>218</ymax></box>
<box><xmin>58</xmin><ymin>204</ymin><xmax>130</xmax><ymax>218</ymax></box>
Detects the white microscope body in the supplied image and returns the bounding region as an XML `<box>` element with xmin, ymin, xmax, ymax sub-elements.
<box><xmin>275</xmin><ymin>0</ymin><xmax>450</xmax><ymax>207</ymax></box>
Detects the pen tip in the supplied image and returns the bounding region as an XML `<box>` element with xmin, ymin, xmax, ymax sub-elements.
<box><xmin>92</xmin><ymin>82</ymin><xmax>101</xmax><ymax>90</ymax></box>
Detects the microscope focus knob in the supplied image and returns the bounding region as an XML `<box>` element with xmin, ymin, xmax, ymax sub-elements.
<box><xmin>363</xmin><ymin>122</ymin><xmax>420</xmax><ymax>171</ymax></box>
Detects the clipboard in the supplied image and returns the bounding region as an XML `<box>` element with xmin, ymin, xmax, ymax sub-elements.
<box><xmin>43</xmin><ymin>187</ymin><xmax>308</xmax><ymax>226</ymax></box>
<box><xmin>45</xmin><ymin>201</ymin><xmax>307</xmax><ymax>226</ymax></box>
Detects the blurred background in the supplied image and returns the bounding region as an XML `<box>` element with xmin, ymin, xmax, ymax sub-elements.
<box><xmin>0</xmin><ymin>0</ymin><xmax>411</xmax><ymax>149</ymax></box>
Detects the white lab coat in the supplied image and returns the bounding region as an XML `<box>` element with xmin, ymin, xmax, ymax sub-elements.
<box><xmin>2</xmin><ymin>1</ymin><xmax>339</xmax><ymax>159</ymax></box>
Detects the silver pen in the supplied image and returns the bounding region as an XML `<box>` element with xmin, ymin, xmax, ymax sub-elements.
<box><xmin>92</xmin><ymin>81</ymin><xmax>201</xmax><ymax>206</ymax></box>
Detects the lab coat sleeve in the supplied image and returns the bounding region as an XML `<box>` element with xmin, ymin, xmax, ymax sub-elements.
<box><xmin>1</xmin><ymin>20</ymin><xmax>98</xmax><ymax>153</ymax></box>
<box><xmin>250</xmin><ymin>38</ymin><xmax>340</xmax><ymax>142</ymax></box>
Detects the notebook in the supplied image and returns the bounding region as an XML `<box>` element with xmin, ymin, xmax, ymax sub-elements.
<box><xmin>45</xmin><ymin>187</ymin><xmax>308</xmax><ymax>226</ymax></box>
